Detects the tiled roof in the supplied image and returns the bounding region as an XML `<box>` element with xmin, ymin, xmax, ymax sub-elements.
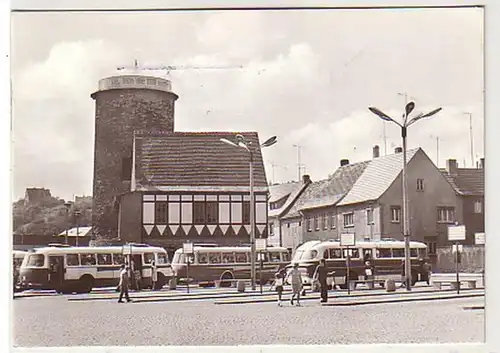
<box><xmin>337</xmin><ymin>148</ymin><xmax>420</xmax><ymax>206</ymax></box>
<box><xmin>282</xmin><ymin>161</ymin><xmax>370</xmax><ymax>219</ymax></box>
<box><xmin>269</xmin><ymin>182</ymin><xmax>300</xmax><ymax>203</ymax></box>
<box><xmin>440</xmin><ymin>168</ymin><xmax>484</xmax><ymax>196</ymax></box>
<box><xmin>134</xmin><ymin>131</ymin><xmax>268</xmax><ymax>191</ymax></box>
<box><xmin>269</xmin><ymin>181</ymin><xmax>310</xmax><ymax>218</ymax></box>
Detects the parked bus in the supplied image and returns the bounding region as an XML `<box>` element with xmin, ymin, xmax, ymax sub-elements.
<box><xmin>288</xmin><ymin>239</ymin><xmax>430</xmax><ymax>289</ymax></box>
<box><xmin>13</xmin><ymin>250</ymin><xmax>28</xmax><ymax>292</ymax></box>
<box><xmin>171</xmin><ymin>245</ymin><xmax>291</xmax><ymax>287</ymax></box>
<box><xmin>19</xmin><ymin>243</ymin><xmax>174</xmax><ymax>293</ymax></box>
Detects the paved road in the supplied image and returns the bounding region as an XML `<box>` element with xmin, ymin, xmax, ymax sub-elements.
<box><xmin>13</xmin><ymin>292</ymin><xmax>484</xmax><ymax>347</ymax></box>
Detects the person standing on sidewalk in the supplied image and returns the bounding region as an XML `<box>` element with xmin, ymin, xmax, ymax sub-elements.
<box><xmin>151</xmin><ymin>260</ymin><xmax>158</xmax><ymax>290</ymax></box>
<box><xmin>118</xmin><ymin>264</ymin><xmax>132</xmax><ymax>303</ymax></box>
<box><xmin>313</xmin><ymin>259</ymin><xmax>329</xmax><ymax>303</ymax></box>
<box><xmin>274</xmin><ymin>269</ymin><xmax>286</xmax><ymax>306</ymax></box>
<box><xmin>287</xmin><ymin>263</ymin><xmax>303</xmax><ymax>306</ymax></box>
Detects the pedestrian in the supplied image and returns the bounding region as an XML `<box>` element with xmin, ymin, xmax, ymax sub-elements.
<box><xmin>274</xmin><ymin>268</ymin><xmax>286</xmax><ymax>306</ymax></box>
<box><xmin>151</xmin><ymin>260</ymin><xmax>157</xmax><ymax>290</ymax></box>
<box><xmin>400</xmin><ymin>259</ymin><xmax>406</xmax><ymax>288</ymax></box>
<box><xmin>287</xmin><ymin>263</ymin><xmax>303</xmax><ymax>306</ymax></box>
<box><xmin>313</xmin><ymin>259</ymin><xmax>329</xmax><ymax>303</ymax></box>
<box><xmin>118</xmin><ymin>264</ymin><xmax>132</xmax><ymax>303</ymax></box>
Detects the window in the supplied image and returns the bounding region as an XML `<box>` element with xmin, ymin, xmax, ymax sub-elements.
<box><xmin>323</xmin><ymin>250</ymin><xmax>329</xmax><ymax>259</ymax></box>
<box><xmin>255</xmin><ymin>252</ymin><xmax>268</xmax><ymax>262</ymax></box>
<box><xmin>474</xmin><ymin>201</ymin><xmax>482</xmax><ymax>214</ymax></box>
<box><xmin>376</xmin><ymin>249</ymin><xmax>392</xmax><ymax>258</ymax></box>
<box><xmin>314</xmin><ymin>216</ymin><xmax>319</xmax><ymax>230</ymax></box>
<box><xmin>157</xmin><ymin>253</ymin><xmax>168</xmax><ymax>264</ymax></box>
<box><xmin>67</xmin><ymin>254</ymin><xmax>79</xmax><ymax>266</ymax></box>
<box><xmin>281</xmin><ymin>252</ymin><xmax>290</xmax><ymax>262</ymax></box>
<box><xmin>392</xmin><ymin>249</ymin><xmax>405</xmax><ymax>258</ymax></box>
<box><xmin>235</xmin><ymin>252</ymin><xmax>247</xmax><ymax>263</ymax></box>
<box><xmin>306</xmin><ymin>218</ymin><xmax>312</xmax><ymax>232</ymax></box>
<box><xmin>155</xmin><ymin>202</ymin><xmax>168</xmax><ymax>224</ymax></box>
<box><xmin>366</xmin><ymin>209</ymin><xmax>374</xmax><ymax>225</ymax></box>
<box><xmin>303</xmin><ymin>250</ymin><xmax>318</xmax><ymax>260</ymax></box>
<box><xmin>322</xmin><ymin>213</ymin><xmax>328</xmax><ymax>230</ymax></box>
<box><xmin>97</xmin><ymin>254</ymin><xmax>112</xmax><ymax>265</ymax></box>
<box><xmin>344</xmin><ymin>249</ymin><xmax>359</xmax><ymax>258</ymax></box>
<box><xmin>329</xmin><ymin>248</ymin><xmax>342</xmax><ymax>259</ymax></box>
<box><xmin>269</xmin><ymin>222</ymin><xmax>274</xmax><ymax>236</ymax></box>
<box><xmin>391</xmin><ymin>206</ymin><xmax>401</xmax><ymax>223</ymax></box>
<box><xmin>222</xmin><ymin>252</ymin><xmax>235</xmax><ymax>263</ymax></box>
<box><xmin>81</xmin><ymin>254</ymin><xmax>96</xmax><ymax>266</ymax></box>
<box><xmin>113</xmin><ymin>254</ymin><xmax>125</xmax><ymax>265</ymax></box>
<box><xmin>198</xmin><ymin>253</ymin><xmax>209</xmax><ymax>264</ymax></box>
<box><xmin>242</xmin><ymin>201</ymin><xmax>251</xmax><ymax>224</ymax></box>
<box><xmin>143</xmin><ymin>253</ymin><xmax>155</xmax><ymax>264</ymax></box>
<box><xmin>206</xmin><ymin>201</ymin><xmax>219</xmax><ymax>224</ymax></box>
<box><xmin>269</xmin><ymin>252</ymin><xmax>281</xmax><ymax>262</ymax></box>
<box><xmin>410</xmin><ymin>249</ymin><xmax>418</xmax><ymax>258</ymax></box>
<box><xmin>209</xmin><ymin>253</ymin><xmax>221</xmax><ymax>264</ymax></box>
<box><xmin>193</xmin><ymin>202</ymin><xmax>206</xmax><ymax>223</ymax></box>
<box><xmin>343</xmin><ymin>212</ymin><xmax>354</xmax><ymax>227</ymax></box>
<box><xmin>437</xmin><ymin>207</ymin><xmax>455</xmax><ymax>223</ymax></box>
<box><xmin>330</xmin><ymin>214</ymin><xmax>336</xmax><ymax>229</ymax></box>
<box><xmin>417</xmin><ymin>178</ymin><xmax>424</xmax><ymax>191</ymax></box>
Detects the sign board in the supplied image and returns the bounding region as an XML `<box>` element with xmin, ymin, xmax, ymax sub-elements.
<box><xmin>452</xmin><ymin>244</ymin><xmax>464</xmax><ymax>253</ymax></box>
<box><xmin>343</xmin><ymin>249</ymin><xmax>354</xmax><ymax>257</ymax></box>
<box><xmin>256</xmin><ymin>238</ymin><xmax>267</xmax><ymax>251</ymax></box>
<box><xmin>183</xmin><ymin>242</ymin><xmax>194</xmax><ymax>254</ymax></box>
<box><xmin>122</xmin><ymin>245</ymin><xmax>131</xmax><ymax>255</ymax></box>
<box><xmin>448</xmin><ymin>225</ymin><xmax>466</xmax><ymax>241</ymax></box>
<box><xmin>474</xmin><ymin>232</ymin><xmax>485</xmax><ymax>245</ymax></box>
<box><xmin>340</xmin><ymin>233</ymin><xmax>356</xmax><ymax>247</ymax></box>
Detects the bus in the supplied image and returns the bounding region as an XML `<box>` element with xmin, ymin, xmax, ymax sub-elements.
<box><xmin>288</xmin><ymin>239</ymin><xmax>430</xmax><ymax>289</ymax></box>
<box><xmin>171</xmin><ymin>245</ymin><xmax>291</xmax><ymax>287</ymax></box>
<box><xmin>19</xmin><ymin>243</ymin><xmax>174</xmax><ymax>293</ymax></box>
<box><xmin>13</xmin><ymin>250</ymin><xmax>28</xmax><ymax>292</ymax></box>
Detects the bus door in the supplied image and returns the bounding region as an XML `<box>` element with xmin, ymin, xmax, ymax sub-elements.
<box><xmin>48</xmin><ymin>255</ymin><xmax>65</xmax><ymax>289</ymax></box>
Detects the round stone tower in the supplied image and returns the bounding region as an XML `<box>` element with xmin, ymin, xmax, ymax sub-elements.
<box><xmin>91</xmin><ymin>74</ymin><xmax>178</xmax><ymax>239</ymax></box>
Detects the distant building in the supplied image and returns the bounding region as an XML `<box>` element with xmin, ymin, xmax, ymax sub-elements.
<box><xmin>24</xmin><ymin>188</ymin><xmax>52</xmax><ymax>206</ymax></box>
<box><xmin>440</xmin><ymin>158</ymin><xmax>484</xmax><ymax>246</ymax></box>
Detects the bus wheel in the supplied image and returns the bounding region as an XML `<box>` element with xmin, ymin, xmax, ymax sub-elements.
<box><xmin>155</xmin><ymin>273</ymin><xmax>166</xmax><ymax>290</ymax></box>
<box><xmin>79</xmin><ymin>275</ymin><xmax>94</xmax><ymax>293</ymax></box>
<box><xmin>219</xmin><ymin>272</ymin><xmax>234</xmax><ymax>288</ymax></box>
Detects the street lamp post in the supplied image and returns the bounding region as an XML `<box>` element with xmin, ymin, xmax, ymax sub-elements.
<box><xmin>74</xmin><ymin>210</ymin><xmax>82</xmax><ymax>247</ymax></box>
<box><xmin>64</xmin><ymin>202</ymin><xmax>71</xmax><ymax>245</ymax></box>
<box><xmin>368</xmin><ymin>102</ymin><xmax>442</xmax><ymax>291</ymax></box>
<box><xmin>220</xmin><ymin>134</ymin><xmax>277</xmax><ymax>291</ymax></box>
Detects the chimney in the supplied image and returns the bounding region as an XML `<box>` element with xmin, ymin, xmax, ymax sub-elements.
<box><xmin>373</xmin><ymin>145</ymin><xmax>380</xmax><ymax>159</ymax></box>
<box><xmin>302</xmin><ymin>174</ymin><xmax>311</xmax><ymax>184</ymax></box>
<box><xmin>340</xmin><ymin>159</ymin><xmax>350</xmax><ymax>166</ymax></box>
<box><xmin>394</xmin><ymin>147</ymin><xmax>403</xmax><ymax>153</ymax></box>
<box><xmin>480</xmin><ymin>158</ymin><xmax>484</xmax><ymax>169</ymax></box>
<box><xmin>446</xmin><ymin>159</ymin><xmax>458</xmax><ymax>176</ymax></box>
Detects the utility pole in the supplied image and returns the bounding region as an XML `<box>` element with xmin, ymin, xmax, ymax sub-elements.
<box><xmin>292</xmin><ymin>144</ymin><xmax>302</xmax><ymax>181</ymax></box>
<box><xmin>463</xmin><ymin>112</ymin><xmax>474</xmax><ymax>168</ymax></box>
<box><xmin>430</xmin><ymin>135</ymin><xmax>440</xmax><ymax>167</ymax></box>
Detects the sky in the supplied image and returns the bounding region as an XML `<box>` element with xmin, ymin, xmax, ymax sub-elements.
<box><xmin>10</xmin><ymin>7</ymin><xmax>484</xmax><ymax>202</ymax></box>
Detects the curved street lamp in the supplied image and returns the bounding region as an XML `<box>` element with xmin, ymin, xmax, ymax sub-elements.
<box><xmin>368</xmin><ymin>101</ymin><xmax>442</xmax><ymax>291</ymax></box>
<box><xmin>220</xmin><ymin>134</ymin><xmax>277</xmax><ymax>291</ymax></box>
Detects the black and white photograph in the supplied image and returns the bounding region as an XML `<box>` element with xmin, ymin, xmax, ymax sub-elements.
<box><xmin>4</xmin><ymin>1</ymin><xmax>500</xmax><ymax>352</ymax></box>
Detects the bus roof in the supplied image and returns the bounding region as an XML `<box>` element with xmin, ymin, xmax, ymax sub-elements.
<box><xmin>296</xmin><ymin>239</ymin><xmax>427</xmax><ymax>251</ymax></box>
<box><xmin>173</xmin><ymin>245</ymin><xmax>289</xmax><ymax>253</ymax></box>
<box><xmin>27</xmin><ymin>245</ymin><xmax>168</xmax><ymax>255</ymax></box>
<box><xmin>13</xmin><ymin>250</ymin><xmax>28</xmax><ymax>258</ymax></box>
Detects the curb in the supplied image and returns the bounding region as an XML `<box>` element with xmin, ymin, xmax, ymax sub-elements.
<box><xmin>321</xmin><ymin>292</ymin><xmax>484</xmax><ymax>306</ymax></box>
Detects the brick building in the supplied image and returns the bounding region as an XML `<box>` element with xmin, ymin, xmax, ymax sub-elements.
<box><xmin>440</xmin><ymin>158</ymin><xmax>485</xmax><ymax>245</ymax></box>
<box><xmin>91</xmin><ymin>74</ymin><xmax>269</xmax><ymax>254</ymax></box>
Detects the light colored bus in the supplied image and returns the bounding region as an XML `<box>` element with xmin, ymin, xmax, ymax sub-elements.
<box><xmin>289</xmin><ymin>239</ymin><xmax>430</xmax><ymax>289</ymax></box>
<box><xmin>19</xmin><ymin>243</ymin><xmax>174</xmax><ymax>293</ymax></box>
<box><xmin>13</xmin><ymin>250</ymin><xmax>28</xmax><ymax>291</ymax></box>
<box><xmin>171</xmin><ymin>245</ymin><xmax>291</xmax><ymax>287</ymax></box>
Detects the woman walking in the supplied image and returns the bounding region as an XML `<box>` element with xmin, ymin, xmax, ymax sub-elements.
<box><xmin>274</xmin><ymin>268</ymin><xmax>286</xmax><ymax>306</ymax></box>
<box><xmin>287</xmin><ymin>263</ymin><xmax>303</xmax><ymax>306</ymax></box>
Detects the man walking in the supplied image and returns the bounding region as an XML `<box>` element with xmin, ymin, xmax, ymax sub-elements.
<box><xmin>118</xmin><ymin>264</ymin><xmax>132</xmax><ymax>303</ymax></box>
<box><xmin>313</xmin><ymin>259</ymin><xmax>329</xmax><ymax>303</ymax></box>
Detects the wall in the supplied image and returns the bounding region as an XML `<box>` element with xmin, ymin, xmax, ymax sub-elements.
<box><xmin>267</xmin><ymin>216</ymin><xmax>281</xmax><ymax>246</ymax></box>
<box><xmin>461</xmin><ymin>195</ymin><xmax>485</xmax><ymax>245</ymax></box>
<box><xmin>280</xmin><ymin>217</ymin><xmax>302</xmax><ymax>250</ymax></box>
<box><xmin>378</xmin><ymin>150</ymin><xmax>462</xmax><ymax>245</ymax></box>
<box><xmin>117</xmin><ymin>192</ymin><xmax>143</xmax><ymax>243</ymax></box>
<box><xmin>92</xmin><ymin>88</ymin><xmax>177</xmax><ymax>239</ymax></box>
<box><xmin>334</xmin><ymin>203</ymin><xmax>382</xmax><ymax>241</ymax></box>
<box><xmin>434</xmin><ymin>245</ymin><xmax>484</xmax><ymax>273</ymax></box>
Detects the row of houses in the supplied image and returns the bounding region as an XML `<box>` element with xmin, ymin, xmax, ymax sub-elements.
<box><xmin>267</xmin><ymin>146</ymin><xmax>484</xmax><ymax>260</ymax></box>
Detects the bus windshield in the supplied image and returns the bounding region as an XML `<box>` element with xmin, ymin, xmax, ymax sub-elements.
<box><xmin>292</xmin><ymin>249</ymin><xmax>317</xmax><ymax>261</ymax></box>
<box><xmin>27</xmin><ymin>254</ymin><xmax>44</xmax><ymax>267</ymax></box>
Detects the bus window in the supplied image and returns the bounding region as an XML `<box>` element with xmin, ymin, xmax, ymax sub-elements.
<box><xmin>329</xmin><ymin>249</ymin><xmax>342</xmax><ymax>259</ymax></box>
<box><xmin>27</xmin><ymin>254</ymin><xmax>44</xmax><ymax>267</ymax></box>
<box><xmin>255</xmin><ymin>252</ymin><xmax>268</xmax><ymax>262</ymax></box>
<box><xmin>323</xmin><ymin>250</ymin><xmax>329</xmax><ymax>259</ymax></box>
<box><xmin>198</xmin><ymin>253</ymin><xmax>209</xmax><ymax>264</ymax></box>
<box><xmin>377</xmin><ymin>249</ymin><xmax>392</xmax><ymax>258</ymax></box>
<box><xmin>81</xmin><ymin>254</ymin><xmax>97</xmax><ymax>266</ymax></box>
<box><xmin>392</xmin><ymin>249</ymin><xmax>405</xmax><ymax>258</ymax></box>
<box><xmin>157</xmin><ymin>253</ymin><xmax>168</xmax><ymax>265</ymax></box>
<box><xmin>113</xmin><ymin>254</ymin><xmax>125</xmax><ymax>265</ymax></box>
<box><xmin>143</xmin><ymin>253</ymin><xmax>155</xmax><ymax>264</ymax></box>
<box><xmin>281</xmin><ymin>252</ymin><xmax>290</xmax><ymax>262</ymax></box>
<box><xmin>222</xmin><ymin>252</ymin><xmax>235</xmax><ymax>264</ymax></box>
<box><xmin>303</xmin><ymin>250</ymin><xmax>318</xmax><ymax>260</ymax></box>
<box><xmin>97</xmin><ymin>254</ymin><xmax>112</xmax><ymax>265</ymax></box>
<box><xmin>410</xmin><ymin>249</ymin><xmax>418</xmax><ymax>258</ymax></box>
<box><xmin>209</xmin><ymin>253</ymin><xmax>221</xmax><ymax>264</ymax></box>
<box><xmin>67</xmin><ymin>254</ymin><xmax>80</xmax><ymax>266</ymax></box>
<box><xmin>363</xmin><ymin>250</ymin><xmax>373</xmax><ymax>261</ymax></box>
<box><xmin>172</xmin><ymin>253</ymin><xmax>181</xmax><ymax>264</ymax></box>
<box><xmin>235</xmin><ymin>253</ymin><xmax>247</xmax><ymax>263</ymax></box>
<box><xmin>343</xmin><ymin>249</ymin><xmax>359</xmax><ymax>258</ymax></box>
<box><xmin>269</xmin><ymin>252</ymin><xmax>281</xmax><ymax>262</ymax></box>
